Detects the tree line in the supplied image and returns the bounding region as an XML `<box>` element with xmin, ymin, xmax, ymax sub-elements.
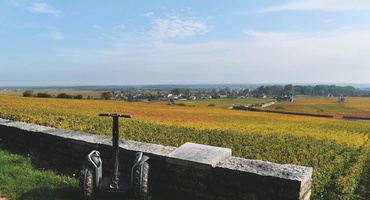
<box><xmin>23</xmin><ymin>90</ymin><xmax>83</xmax><ymax>99</ymax></box>
<box><xmin>251</xmin><ymin>84</ymin><xmax>361</xmax><ymax>97</ymax></box>
<box><xmin>21</xmin><ymin>84</ymin><xmax>370</xmax><ymax>101</ymax></box>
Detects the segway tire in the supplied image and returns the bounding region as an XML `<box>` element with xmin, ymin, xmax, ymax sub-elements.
<box><xmin>133</xmin><ymin>162</ymin><xmax>150</xmax><ymax>200</ymax></box>
<box><xmin>79</xmin><ymin>163</ymin><xmax>95</xmax><ymax>200</ymax></box>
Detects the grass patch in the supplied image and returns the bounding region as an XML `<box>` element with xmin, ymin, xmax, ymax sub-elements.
<box><xmin>0</xmin><ymin>144</ymin><xmax>79</xmax><ymax>200</ymax></box>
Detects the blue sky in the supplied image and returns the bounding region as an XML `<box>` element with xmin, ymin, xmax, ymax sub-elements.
<box><xmin>1</xmin><ymin>0</ymin><xmax>370</xmax><ymax>86</ymax></box>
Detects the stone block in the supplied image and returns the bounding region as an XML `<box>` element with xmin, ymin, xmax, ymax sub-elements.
<box><xmin>217</xmin><ymin>157</ymin><xmax>312</xmax><ymax>189</ymax></box>
<box><xmin>216</xmin><ymin>157</ymin><xmax>313</xmax><ymax>199</ymax></box>
<box><xmin>167</xmin><ymin>142</ymin><xmax>232</xmax><ymax>170</ymax></box>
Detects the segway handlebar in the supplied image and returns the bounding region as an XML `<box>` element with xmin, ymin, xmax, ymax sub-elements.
<box><xmin>98</xmin><ymin>113</ymin><xmax>132</xmax><ymax>118</ymax></box>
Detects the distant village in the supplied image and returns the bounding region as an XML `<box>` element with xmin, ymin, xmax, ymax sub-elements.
<box><xmin>98</xmin><ymin>84</ymin><xmax>357</xmax><ymax>102</ymax></box>
<box><xmin>95</xmin><ymin>88</ymin><xmax>250</xmax><ymax>102</ymax></box>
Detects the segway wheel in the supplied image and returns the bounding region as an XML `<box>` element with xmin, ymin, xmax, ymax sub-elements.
<box><xmin>79</xmin><ymin>163</ymin><xmax>95</xmax><ymax>200</ymax></box>
<box><xmin>133</xmin><ymin>162</ymin><xmax>150</xmax><ymax>200</ymax></box>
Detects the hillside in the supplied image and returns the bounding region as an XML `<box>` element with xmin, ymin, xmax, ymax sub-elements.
<box><xmin>265</xmin><ymin>97</ymin><xmax>370</xmax><ymax>117</ymax></box>
<box><xmin>0</xmin><ymin>95</ymin><xmax>369</xmax><ymax>199</ymax></box>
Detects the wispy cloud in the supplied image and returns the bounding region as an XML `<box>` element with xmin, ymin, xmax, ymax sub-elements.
<box><xmin>243</xmin><ymin>30</ymin><xmax>297</xmax><ymax>41</ymax></box>
<box><xmin>6</xmin><ymin>0</ymin><xmax>22</xmax><ymax>8</ymax></box>
<box><xmin>139</xmin><ymin>12</ymin><xmax>154</xmax><ymax>17</ymax></box>
<box><xmin>28</xmin><ymin>3</ymin><xmax>62</xmax><ymax>16</ymax></box>
<box><xmin>240</xmin><ymin>30</ymin><xmax>370</xmax><ymax>79</ymax></box>
<box><xmin>92</xmin><ymin>25</ymin><xmax>102</xmax><ymax>29</ymax></box>
<box><xmin>45</xmin><ymin>32</ymin><xmax>63</xmax><ymax>39</ymax></box>
<box><xmin>114</xmin><ymin>24</ymin><xmax>126</xmax><ymax>30</ymax></box>
<box><xmin>96</xmin><ymin>29</ymin><xmax>370</xmax><ymax>83</ymax></box>
<box><xmin>147</xmin><ymin>9</ymin><xmax>209</xmax><ymax>40</ymax></box>
<box><xmin>259</xmin><ymin>0</ymin><xmax>370</xmax><ymax>12</ymax></box>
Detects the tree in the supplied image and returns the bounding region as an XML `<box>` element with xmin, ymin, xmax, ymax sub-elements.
<box><xmin>225</xmin><ymin>87</ymin><xmax>232</xmax><ymax>95</ymax></box>
<box><xmin>251</xmin><ymin>86</ymin><xmax>267</xmax><ymax>96</ymax></box>
<box><xmin>57</xmin><ymin>93</ymin><xmax>73</xmax><ymax>99</ymax></box>
<box><xmin>313</xmin><ymin>85</ymin><xmax>327</xmax><ymax>96</ymax></box>
<box><xmin>271</xmin><ymin>85</ymin><xmax>284</xmax><ymax>95</ymax></box>
<box><xmin>101</xmin><ymin>92</ymin><xmax>113</xmax><ymax>100</ymax></box>
<box><xmin>74</xmin><ymin>94</ymin><xmax>83</xmax><ymax>99</ymax></box>
<box><xmin>23</xmin><ymin>90</ymin><xmax>34</xmax><ymax>97</ymax></box>
<box><xmin>127</xmin><ymin>94</ymin><xmax>133</xmax><ymax>102</ymax></box>
<box><xmin>219</xmin><ymin>88</ymin><xmax>227</xmax><ymax>95</ymax></box>
<box><xmin>172</xmin><ymin>88</ymin><xmax>190</xmax><ymax>95</ymax></box>
<box><xmin>298</xmin><ymin>85</ymin><xmax>313</xmax><ymax>95</ymax></box>
<box><xmin>147</xmin><ymin>93</ymin><xmax>158</xmax><ymax>101</ymax></box>
<box><xmin>240</xmin><ymin>88</ymin><xmax>250</xmax><ymax>95</ymax></box>
<box><xmin>37</xmin><ymin>92</ymin><xmax>53</xmax><ymax>98</ymax></box>
<box><xmin>284</xmin><ymin>84</ymin><xmax>294</xmax><ymax>95</ymax></box>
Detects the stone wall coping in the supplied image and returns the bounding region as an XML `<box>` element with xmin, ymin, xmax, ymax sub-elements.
<box><xmin>0</xmin><ymin>119</ymin><xmax>176</xmax><ymax>156</ymax></box>
<box><xmin>217</xmin><ymin>157</ymin><xmax>313</xmax><ymax>188</ymax></box>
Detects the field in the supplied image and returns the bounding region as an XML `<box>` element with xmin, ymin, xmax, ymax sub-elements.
<box><xmin>0</xmin><ymin>95</ymin><xmax>370</xmax><ymax>199</ymax></box>
<box><xmin>266</xmin><ymin>97</ymin><xmax>370</xmax><ymax>117</ymax></box>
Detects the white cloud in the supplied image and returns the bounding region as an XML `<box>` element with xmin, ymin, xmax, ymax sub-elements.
<box><xmin>243</xmin><ymin>30</ymin><xmax>298</xmax><ymax>41</ymax></box>
<box><xmin>28</xmin><ymin>3</ymin><xmax>61</xmax><ymax>16</ymax></box>
<box><xmin>147</xmin><ymin>10</ymin><xmax>209</xmax><ymax>40</ymax></box>
<box><xmin>40</xmin><ymin>26</ymin><xmax>64</xmax><ymax>39</ymax></box>
<box><xmin>51</xmin><ymin>32</ymin><xmax>63</xmax><ymax>39</ymax></box>
<box><xmin>44</xmin><ymin>32</ymin><xmax>63</xmax><ymax>39</ymax></box>
<box><xmin>259</xmin><ymin>0</ymin><xmax>370</xmax><ymax>12</ymax></box>
<box><xmin>140</xmin><ymin>12</ymin><xmax>154</xmax><ymax>17</ymax></box>
<box><xmin>92</xmin><ymin>25</ymin><xmax>102</xmax><ymax>29</ymax></box>
<box><xmin>149</xmin><ymin>18</ymin><xmax>209</xmax><ymax>40</ymax></box>
<box><xmin>114</xmin><ymin>24</ymin><xmax>126</xmax><ymax>30</ymax></box>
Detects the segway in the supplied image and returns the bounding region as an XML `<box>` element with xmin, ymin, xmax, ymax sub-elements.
<box><xmin>79</xmin><ymin>114</ymin><xmax>150</xmax><ymax>200</ymax></box>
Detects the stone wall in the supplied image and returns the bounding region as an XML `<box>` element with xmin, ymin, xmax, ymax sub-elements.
<box><xmin>0</xmin><ymin>118</ymin><xmax>312</xmax><ymax>200</ymax></box>
<box><xmin>233</xmin><ymin>105</ymin><xmax>333</xmax><ymax>118</ymax></box>
<box><xmin>343</xmin><ymin>115</ymin><xmax>370</xmax><ymax>121</ymax></box>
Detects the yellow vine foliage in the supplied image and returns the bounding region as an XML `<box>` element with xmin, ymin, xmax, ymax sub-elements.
<box><xmin>0</xmin><ymin>95</ymin><xmax>369</xmax><ymax>199</ymax></box>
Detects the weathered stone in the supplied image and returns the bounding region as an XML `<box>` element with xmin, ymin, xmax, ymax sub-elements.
<box><xmin>119</xmin><ymin>139</ymin><xmax>176</xmax><ymax>156</ymax></box>
<box><xmin>299</xmin><ymin>179</ymin><xmax>312</xmax><ymax>199</ymax></box>
<box><xmin>302</xmin><ymin>189</ymin><xmax>311</xmax><ymax>200</ymax></box>
<box><xmin>167</xmin><ymin>142</ymin><xmax>232</xmax><ymax>170</ymax></box>
<box><xmin>217</xmin><ymin>157</ymin><xmax>312</xmax><ymax>189</ymax></box>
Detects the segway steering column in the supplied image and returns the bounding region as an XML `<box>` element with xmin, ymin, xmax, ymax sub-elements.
<box><xmin>99</xmin><ymin>113</ymin><xmax>132</xmax><ymax>189</ymax></box>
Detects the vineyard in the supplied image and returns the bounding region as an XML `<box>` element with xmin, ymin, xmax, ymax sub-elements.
<box><xmin>266</xmin><ymin>97</ymin><xmax>370</xmax><ymax>117</ymax></box>
<box><xmin>0</xmin><ymin>95</ymin><xmax>370</xmax><ymax>199</ymax></box>
<box><xmin>168</xmin><ymin>98</ymin><xmax>274</xmax><ymax>108</ymax></box>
